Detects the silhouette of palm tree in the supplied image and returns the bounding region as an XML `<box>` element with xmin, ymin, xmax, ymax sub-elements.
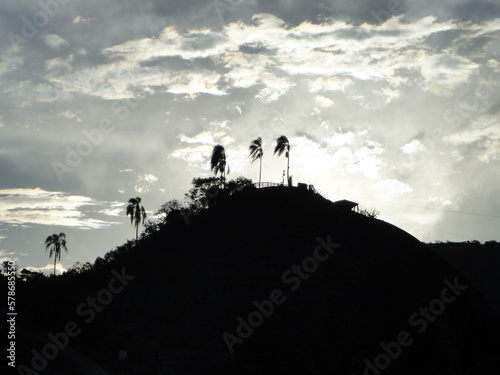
<box><xmin>211</xmin><ymin>144</ymin><xmax>229</xmax><ymax>188</ymax></box>
<box><xmin>274</xmin><ymin>135</ymin><xmax>291</xmax><ymax>186</ymax></box>
<box><xmin>126</xmin><ymin>197</ymin><xmax>146</xmax><ymax>241</ymax></box>
<box><xmin>44</xmin><ymin>233</ymin><xmax>68</xmax><ymax>276</ymax></box>
<box><xmin>249</xmin><ymin>137</ymin><xmax>263</xmax><ymax>188</ymax></box>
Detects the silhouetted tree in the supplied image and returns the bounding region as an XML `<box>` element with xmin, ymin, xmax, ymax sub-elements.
<box><xmin>185</xmin><ymin>177</ymin><xmax>220</xmax><ymax>211</ymax></box>
<box><xmin>274</xmin><ymin>135</ymin><xmax>291</xmax><ymax>186</ymax></box>
<box><xmin>1</xmin><ymin>260</ymin><xmax>16</xmax><ymax>276</ymax></box>
<box><xmin>210</xmin><ymin>144</ymin><xmax>229</xmax><ymax>188</ymax></box>
<box><xmin>155</xmin><ymin>199</ymin><xmax>186</xmax><ymax>225</ymax></box>
<box><xmin>357</xmin><ymin>205</ymin><xmax>380</xmax><ymax>218</ymax></box>
<box><xmin>225</xmin><ymin>176</ymin><xmax>254</xmax><ymax>195</ymax></box>
<box><xmin>157</xmin><ymin>199</ymin><xmax>183</xmax><ymax>217</ymax></box>
<box><xmin>19</xmin><ymin>269</ymin><xmax>46</xmax><ymax>283</ymax></box>
<box><xmin>126</xmin><ymin>197</ymin><xmax>147</xmax><ymax>241</ymax></box>
<box><xmin>249</xmin><ymin>137</ymin><xmax>263</xmax><ymax>188</ymax></box>
<box><xmin>66</xmin><ymin>261</ymin><xmax>93</xmax><ymax>276</ymax></box>
<box><xmin>185</xmin><ymin>176</ymin><xmax>253</xmax><ymax>213</ymax></box>
<box><xmin>44</xmin><ymin>232</ymin><xmax>68</xmax><ymax>276</ymax></box>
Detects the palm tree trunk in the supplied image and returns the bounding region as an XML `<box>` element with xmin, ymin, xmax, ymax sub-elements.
<box><xmin>135</xmin><ymin>224</ymin><xmax>138</xmax><ymax>241</ymax></box>
<box><xmin>287</xmin><ymin>154</ymin><xmax>290</xmax><ymax>187</ymax></box>
<box><xmin>53</xmin><ymin>257</ymin><xmax>56</xmax><ymax>276</ymax></box>
<box><xmin>259</xmin><ymin>157</ymin><xmax>262</xmax><ymax>188</ymax></box>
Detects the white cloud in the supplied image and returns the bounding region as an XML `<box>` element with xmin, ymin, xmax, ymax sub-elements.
<box><xmin>326</xmin><ymin>130</ymin><xmax>366</xmax><ymax>147</ymax></box>
<box><xmin>179</xmin><ymin>131</ymin><xmax>230</xmax><ymax>144</ymax></box>
<box><xmin>428</xmin><ymin>196</ymin><xmax>452</xmax><ymax>207</ymax></box>
<box><xmin>290</xmin><ymin>136</ymin><xmax>336</xmax><ymax>174</ymax></box>
<box><xmin>419</xmin><ymin>53</ymin><xmax>479</xmax><ymax>96</ymax></box>
<box><xmin>167</xmin><ymin>70</ymin><xmax>227</xmax><ymax>96</ymax></box>
<box><xmin>73</xmin><ymin>16</ymin><xmax>93</xmax><ymax>24</ymax></box>
<box><xmin>444</xmin><ymin>116</ymin><xmax>500</xmax><ymax>162</ymax></box>
<box><xmin>0</xmin><ymin>250</ymin><xmax>18</xmax><ymax>264</ymax></box>
<box><xmin>142</xmin><ymin>174</ymin><xmax>158</xmax><ymax>183</ymax></box>
<box><xmin>134</xmin><ymin>173</ymin><xmax>160</xmax><ymax>193</ymax></box>
<box><xmin>0</xmin><ymin>46</ymin><xmax>24</xmax><ymax>78</ymax></box>
<box><xmin>40</xmin><ymin>15</ymin><xmax>499</xmax><ymax>102</ymax></box>
<box><xmin>373</xmin><ymin>179</ymin><xmax>413</xmax><ymax>199</ymax></box>
<box><xmin>401</xmin><ymin>140</ymin><xmax>424</xmax><ymax>154</ymax></box>
<box><xmin>171</xmin><ymin>131</ymin><xmax>235</xmax><ymax>169</ymax></box>
<box><xmin>26</xmin><ymin>263</ymin><xmax>67</xmax><ymax>275</ymax></box>
<box><xmin>309</xmin><ymin>76</ymin><xmax>353</xmax><ymax>93</ymax></box>
<box><xmin>99</xmin><ymin>208</ymin><xmax>123</xmax><ymax>217</ymax></box>
<box><xmin>58</xmin><ymin>110</ymin><xmax>81</xmax><ymax>121</ymax></box>
<box><xmin>99</xmin><ymin>202</ymin><xmax>125</xmax><ymax>217</ymax></box>
<box><xmin>5</xmin><ymin>80</ymin><xmax>72</xmax><ymax>105</ymax></box>
<box><xmin>313</xmin><ymin>95</ymin><xmax>334</xmax><ymax>109</ymax></box>
<box><xmin>45</xmin><ymin>56</ymin><xmax>73</xmax><ymax>74</ymax></box>
<box><xmin>342</xmin><ymin>144</ymin><xmax>384</xmax><ymax>179</ymax></box>
<box><xmin>40</xmin><ymin>34</ymin><xmax>69</xmax><ymax>49</ymax></box>
<box><xmin>170</xmin><ymin>145</ymin><xmax>213</xmax><ymax>170</ymax></box>
<box><xmin>0</xmin><ymin>188</ymin><xmax>120</xmax><ymax>229</ymax></box>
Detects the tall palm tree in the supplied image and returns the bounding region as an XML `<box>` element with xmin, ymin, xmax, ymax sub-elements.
<box><xmin>274</xmin><ymin>135</ymin><xmax>291</xmax><ymax>186</ymax></box>
<box><xmin>210</xmin><ymin>144</ymin><xmax>229</xmax><ymax>188</ymax></box>
<box><xmin>126</xmin><ymin>197</ymin><xmax>146</xmax><ymax>241</ymax></box>
<box><xmin>249</xmin><ymin>137</ymin><xmax>263</xmax><ymax>188</ymax></box>
<box><xmin>44</xmin><ymin>233</ymin><xmax>68</xmax><ymax>276</ymax></box>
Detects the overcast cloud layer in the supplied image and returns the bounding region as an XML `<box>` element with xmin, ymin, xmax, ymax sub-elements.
<box><xmin>1</xmin><ymin>0</ymin><xmax>499</xmax><ymax>273</ymax></box>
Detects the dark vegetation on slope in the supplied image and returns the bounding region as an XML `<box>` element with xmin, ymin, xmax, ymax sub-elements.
<box><xmin>4</xmin><ymin>181</ymin><xmax>500</xmax><ymax>375</ymax></box>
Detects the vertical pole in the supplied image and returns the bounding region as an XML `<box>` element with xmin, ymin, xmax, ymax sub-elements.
<box><xmin>259</xmin><ymin>157</ymin><xmax>262</xmax><ymax>188</ymax></box>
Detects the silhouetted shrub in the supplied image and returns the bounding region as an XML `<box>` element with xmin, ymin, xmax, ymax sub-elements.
<box><xmin>357</xmin><ymin>205</ymin><xmax>380</xmax><ymax>218</ymax></box>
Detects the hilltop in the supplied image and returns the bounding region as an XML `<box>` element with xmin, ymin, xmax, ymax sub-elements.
<box><xmin>11</xmin><ymin>185</ymin><xmax>500</xmax><ymax>375</ymax></box>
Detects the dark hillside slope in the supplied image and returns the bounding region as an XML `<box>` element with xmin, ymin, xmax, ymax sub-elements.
<box><xmin>15</xmin><ymin>187</ymin><xmax>500</xmax><ymax>375</ymax></box>
<box><xmin>428</xmin><ymin>241</ymin><xmax>500</xmax><ymax>318</ymax></box>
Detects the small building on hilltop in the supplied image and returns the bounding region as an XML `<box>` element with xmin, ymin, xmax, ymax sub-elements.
<box><xmin>332</xmin><ymin>199</ymin><xmax>359</xmax><ymax>212</ymax></box>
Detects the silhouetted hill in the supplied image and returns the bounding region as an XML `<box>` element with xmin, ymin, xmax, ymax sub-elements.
<box><xmin>428</xmin><ymin>240</ymin><xmax>500</xmax><ymax>318</ymax></box>
<box><xmin>13</xmin><ymin>187</ymin><xmax>500</xmax><ymax>375</ymax></box>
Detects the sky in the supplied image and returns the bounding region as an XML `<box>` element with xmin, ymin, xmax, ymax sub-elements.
<box><xmin>1</xmin><ymin>0</ymin><xmax>500</xmax><ymax>274</ymax></box>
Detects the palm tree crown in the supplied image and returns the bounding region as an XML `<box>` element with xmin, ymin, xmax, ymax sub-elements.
<box><xmin>249</xmin><ymin>137</ymin><xmax>263</xmax><ymax>188</ymax></box>
<box><xmin>274</xmin><ymin>135</ymin><xmax>291</xmax><ymax>186</ymax></box>
<box><xmin>44</xmin><ymin>232</ymin><xmax>68</xmax><ymax>276</ymax></box>
<box><xmin>126</xmin><ymin>197</ymin><xmax>147</xmax><ymax>241</ymax></box>
<box><xmin>210</xmin><ymin>144</ymin><xmax>229</xmax><ymax>188</ymax></box>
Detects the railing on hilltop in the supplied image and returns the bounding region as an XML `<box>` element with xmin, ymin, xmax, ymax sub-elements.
<box><xmin>252</xmin><ymin>182</ymin><xmax>285</xmax><ymax>188</ymax></box>
<box><xmin>252</xmin><ymin>182</ymin><xmax>330</xmax><ymax>200</ymax></box>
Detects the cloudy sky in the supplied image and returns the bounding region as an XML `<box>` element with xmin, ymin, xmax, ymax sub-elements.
<box><xmin>1</xmin><ymin>0</ymin><xmax>500</xmax><ymax>273</ymax></box>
